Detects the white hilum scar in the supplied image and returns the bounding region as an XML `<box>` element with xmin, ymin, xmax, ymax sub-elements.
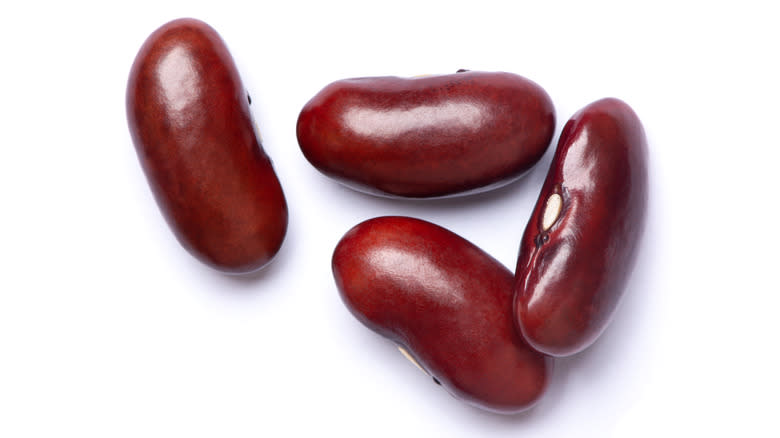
<box><xmin>542</xmin><ymin>193</ymin><xmax>563</xmax><ymax>231</ymax></box>
<box><xmin>398</xmin><ymin>346</ymin><xmax>429</xmax><ymax>376</ymax></box>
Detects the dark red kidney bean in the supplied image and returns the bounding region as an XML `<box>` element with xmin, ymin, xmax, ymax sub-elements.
<box><xmin>513</xmin><ymin>98</ymin><xmax>648</xmax><ymax>357</ymax></box>
<box><xmin>126</xmin><ymin>18</ymin><xmax>288</xmax><ymax>274</ymax></box>
<box><xmin>297</xmin><ymin>71</ymin><xmax>555</xmax><ymax>198</ymax></box>
<box><xmin>333</xmin><ymin>216</ymin><xmax>551</xmax><ymax>414</ymax></box>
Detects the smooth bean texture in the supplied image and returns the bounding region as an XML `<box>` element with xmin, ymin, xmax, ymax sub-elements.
<box><xmin>126</xmin><ymin>18</ymin><xmax>288</xmax><ymax>274</ymax></box>
<box><xmin>513</xmin><ymin>98</ymin><xmax>648</xmax><ymax>357</ymax></box>
<box><xmin>297</xmin><ymin>71</ymin><xmax>555</xmax><ymax>198</ymax></box>
<box><xmin>333</xmin><ymin>216</ymin><xmax>551</xmax><ymax>414</ymax></box>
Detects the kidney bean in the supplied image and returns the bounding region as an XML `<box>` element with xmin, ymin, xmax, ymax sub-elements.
<box><xmin>333</xmin><ymin>216</ymin><xmax>551</xmax><ymax>413</ymax></box>
<box><xmin>513</xmin><ymin>98</ymin><xmax>648</xmax><ymax>357</ymax></box>
<box><xmin>126</xmin><ymin>18</ymin><xmax>288</xmax><ymax>274</ymax></box>
<box><xmin>297</xmin><ymin>71</ymin><xmax>555</xmax><ymax>198</ymax></box>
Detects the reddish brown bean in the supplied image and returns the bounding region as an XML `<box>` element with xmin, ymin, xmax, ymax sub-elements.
<box><xmin>333</xmin><ymin>216</ymin><xmax>551</xmax><ymax>414</ymax></box>
<box><xmin>297</xmin><ymin>71</ymin><xmax>555</xmax><ymax>198</ymax></box>
<box><xmin>513</xmin><ymin>98</ymin><xmax>648</xmax><ymax>357</ymax></box>
<box><xmin>126</xmin><ymin>18</ymin><xmax>288</xmax><ymax>274</ymax></box>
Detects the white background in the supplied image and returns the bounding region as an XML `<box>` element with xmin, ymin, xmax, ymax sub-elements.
<box><xmin>1</xmin><ymin>1</ymin><xmax>778</xmax><ymax>436</ymax></box>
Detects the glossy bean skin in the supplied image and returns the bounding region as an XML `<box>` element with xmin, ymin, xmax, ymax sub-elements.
<box><xmin>297</xmin><ymin>71</ymin><xmax>555</xmax><ymax>198</ymax></box>
<box><xmin>333</xmin><ymin>216</ymin><xmax>551</xmax><ymax>414</ymax></box>
<box><xmin>513</xmin><ymin>98</ymin><xmax>648</xmax><ymax>357</ymax></box>
<box><xmin>126</xmin><ymin>18</ymin><xmax>288</xmax><ymax>274</ymax></box>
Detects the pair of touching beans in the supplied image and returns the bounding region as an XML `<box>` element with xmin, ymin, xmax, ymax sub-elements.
<box><xmin>126</xmin><ymin>18</ymin><xmax>287</xmax><ymax>274</ymax></box>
